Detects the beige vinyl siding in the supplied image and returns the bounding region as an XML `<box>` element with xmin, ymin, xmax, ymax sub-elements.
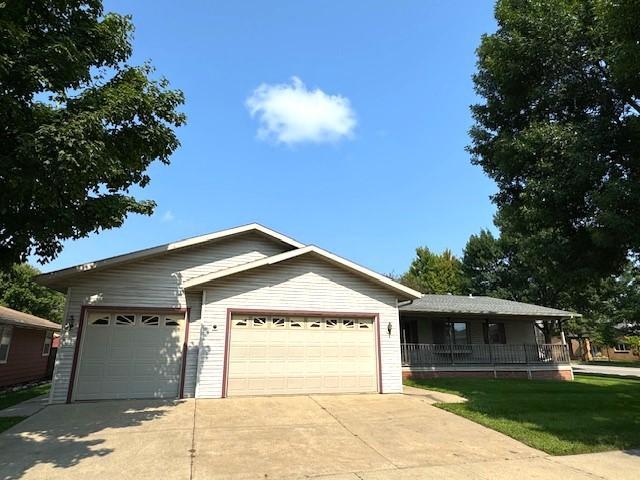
<box><xmin>49</xmin><ymin>232</ymin><xmax>289</xmax><ymax>403</ymax></box>
<box><xmin>196</xmin><ymin>255</ymin><xmax>402</xmax><ymax>398</ymax></box>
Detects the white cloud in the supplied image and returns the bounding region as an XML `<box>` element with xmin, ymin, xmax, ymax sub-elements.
<box><xmin>245</xmin><ymin>77</ymin><xmax>356</xmax><ymax>145</ymax></box>
<box><xmin>161</xmin><ymin>210</ymin><xmax>175</xmax><ymax>222</ymax></box>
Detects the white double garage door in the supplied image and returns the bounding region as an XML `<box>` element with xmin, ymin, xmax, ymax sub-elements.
<box><xmin>74</xmin><ymin>310</ymin><xmax>378</xmax><ymax>401</ymax></box>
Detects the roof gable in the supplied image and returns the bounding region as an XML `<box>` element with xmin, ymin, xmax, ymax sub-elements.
<box><xmin>36</xmin><ymin>223</ymin><xmax>303</xmax><ymax>287</ymax></box>
<box><xmin>183</xmin><ymin>245</ymin><xmax>422</xmax><ymax>300</ymax></box>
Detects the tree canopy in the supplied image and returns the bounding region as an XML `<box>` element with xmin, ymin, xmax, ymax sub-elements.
<box><xmin>0</xmin><ymin>0</ymin><xmax>185</xmax><ymax>269</ymax></box>
<box><xmin>400</xmin><ymin>247</ymin><xmax>464</xmax><ymax>294</ymax></box>
<box><xmin>0</xmin><ymin>263</ymin><xmax>65</xmax><ymax>323</ymax></box>
<box><xmin>469</xmin><ymin>0</ymin><xmax>640</xmax><ymax>294</ymax></box>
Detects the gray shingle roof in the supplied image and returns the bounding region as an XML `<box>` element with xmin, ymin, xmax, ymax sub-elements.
<box><xmin>400</xmin><ymin>294</ymin><xmax>579</xmax><ymax>318</ymax></box>
<box><xmin>0</xmin><ymin>305</ymin><xmax>61</xmax><ymax>330</ymax></box>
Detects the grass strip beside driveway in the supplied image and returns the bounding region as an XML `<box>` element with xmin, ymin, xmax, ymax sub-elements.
<box><xmin>0</xmin><ymin>383</ymin><xmax>50</xmax><ymax>433</ymax></box>
<box><xmin>405</xmin><ymin>375</ymin><xmax>640</xmax><ymax>455</ymax></box>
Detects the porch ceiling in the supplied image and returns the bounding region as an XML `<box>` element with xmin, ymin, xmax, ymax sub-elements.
<box><xmin>400</xmin><ymin>294</ymin><xmax>580</xmax><ymax>320</ymax></box>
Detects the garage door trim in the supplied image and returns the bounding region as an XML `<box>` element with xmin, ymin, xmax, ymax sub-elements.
<box><xmin>67</xmin><ymin>305</ymin><xmax>190</xmax><ymax>403</ymax></box>
<box><xmin>222</xmin><ymin>308</ymin><xmax>382</xmax><ymax>397</ymax></box>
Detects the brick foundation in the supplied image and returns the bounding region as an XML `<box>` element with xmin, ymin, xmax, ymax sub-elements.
<box><xmin>403</xmin><ymin>370</ymin><xmax>494</xmax><ymax>380</ymax></box>
<box><xmin>403</xmin><ymin>368</ymin><xmax>573</xmax><ymax>381</ymax></box>
<box><xmin>530</xmin><ymin>369</ymin><xmax>573</xmax><ymax>381</ymax></box>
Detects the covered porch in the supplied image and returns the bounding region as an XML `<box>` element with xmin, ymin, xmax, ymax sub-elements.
<box><xmin>399</xmin><ymin>295</ymin><xmax>577</xmax><ymax>381</ymax></box>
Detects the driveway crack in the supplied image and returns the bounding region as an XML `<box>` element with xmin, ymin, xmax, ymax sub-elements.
<box><xmin>189</xmin><ymin>399</ymin><xmax>197</xmax><ymax>480</ymax></box>
<box><xmin>308</xmin><ymin>396</ymin><xmax>400</xmax><ymax>469</ymax></box>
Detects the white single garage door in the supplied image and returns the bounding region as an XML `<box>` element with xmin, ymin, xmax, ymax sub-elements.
<box><xmin>227</xmin><ymin>313</ymin><xmax>378</xmax><ymax>396</ymax></box>
<box><xmin>74</xmin><ymin>311</ymin><xmax>186</xmax><ymax>401</ymax></box>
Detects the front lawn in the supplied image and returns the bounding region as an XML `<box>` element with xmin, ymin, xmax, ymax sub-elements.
<box><xmin>0</xmin><ymin>383</ymin><xmax>50</xmax><ymax>434</ymax></box>
<box><xmin>405</xmin><ymin>375</ymin><xmax>640</xmax><ymax>455</ymax></box>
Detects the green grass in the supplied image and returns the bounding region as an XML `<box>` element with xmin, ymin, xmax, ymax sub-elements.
<box><xmin>405</xmin><ymin>375</ymin><xmax>640</xmax><ymax>455</ymax></box>
<box><xmin>0</xmin><ymin>383</ymin><xmax>50</xmax><ymax>411</ymax></box>
<box><xmin>574</xmin><ymin>360</ymin><xmax>640</xmax><ymax>368</ymax></box>
<box><xmin>0</xmin><ymin>417</ymin><xmax>27</xmax><ymax>433</ymax></box>
<box><xmin>0</xmin><ymin>383</ymin><xmax>50</xmax><ymax>433</ymax></box>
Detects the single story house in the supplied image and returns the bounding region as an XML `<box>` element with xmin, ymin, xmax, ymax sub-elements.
<box><xmin>0</xmin><ymin>305</ymin><xmax>61</xmax><ymax>388</ymax></box>
<box><xmin>400</xmin><ymin>295</ymin><xmax>577</xmax><ymax>380</ymax></box>
<box><xmin>36</xmin><ymin>223</ymin><xmax>576</xmax><ymax>403</ymax></box>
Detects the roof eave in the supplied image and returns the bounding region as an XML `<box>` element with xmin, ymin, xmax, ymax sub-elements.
<box><xmin>35</xmin><ymin>223</ymin><xmax>304</xmax><ymax>287</ymax></box>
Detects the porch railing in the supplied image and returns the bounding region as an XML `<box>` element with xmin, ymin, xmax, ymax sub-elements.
<box><xmin>401</xmin><ymin>343</ymin><xmax>570</xmax><ymax>367</ymax></box>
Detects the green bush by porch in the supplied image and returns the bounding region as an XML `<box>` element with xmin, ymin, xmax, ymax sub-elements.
<box><xmin>405</xmin><ymin>375</ymin><xmax>640</xmax><ymax>455</ymax></box>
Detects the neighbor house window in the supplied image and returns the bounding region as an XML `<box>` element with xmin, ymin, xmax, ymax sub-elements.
<box><xmin>434</xmin><ymin>321</ymin><xmax>470</xmax><ymax>344</ymax></box>
<box><xmin>483</xmin><ymin>322</ymin><xmax>506</xmax><ymax>344</ymax></box>
<box><xmin>42</xmin><ymin>331</ymin><xmax>53</xmax><ymax>356</ymax></box>
<box><xmin>614</xmin><ymin>343</ymin><xmax>630</xmax><ymax>352</ymax></box>
<box><xmin>0</xmin><ymin>325</ymin><xmax>13</xmax><ymax>363</ymax></box>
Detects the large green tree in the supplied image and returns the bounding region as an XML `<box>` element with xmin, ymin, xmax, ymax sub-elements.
<box><xmin>469</xmin><ymin>0</ymin><xmax>640</xmax><ymax>294</ymax></box>
<box><xmin>0</xmin><ymin>1</ymin><xmax>185</xmax><ymax>269</ymax></box>
<box><xmin>401</xmin><ymin>247</ymin><xmax>464</xmax><ymax>294</ymax></box>
<box><xmin>0</xmin><ymin>264</ymin><xmax>65</xmax><ymax>323</ymax></box>
<box><xmin>461</xmin><ymin>229</ymin><xmax>509</xmax><ymax>298</ymax></box>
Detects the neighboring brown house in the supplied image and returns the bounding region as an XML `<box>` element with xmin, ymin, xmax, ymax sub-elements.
<box><xmin>565</xmin><ymin>335</ymin><xmax>640</xmax><ymax>362</ymax></box>
<box><xmin>0</xmin><ymin>305</ymin><xmax>61</xmax><ymax>388</ymax></box>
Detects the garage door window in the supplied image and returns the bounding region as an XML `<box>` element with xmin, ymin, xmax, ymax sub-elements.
<box><xmin>141</xmin><ymin>315</ymin><xmax>160</xmax><ymax>326</ymax></box>
<box><xmin>115</xmin><ymin>314</ymin><xmax>135</xmax><ymax>326</ymax></box>
<box><xmin>359</xmin><ymin>319</ymin><xmax>372</xmax><ymax>329</ymax></box>
<box><xmin>90</xmin><ymin>314</ymin><xmax>110</xmax><ymax>326</ymax></box>
<box><xmin>252</xmin><ymin>317</ymin><xmax>267</xmax><ymax>327</ymax></box>
<box><xmin>233</xmin><ymin>317</ymin><xmax>247</xmax><ymax>327</ymax></box>
<box><xmin>342</xmin><ymin>319</ymin><xmax>355</xmax><ymax>329</ymax></box>
<box><xmin>164</xmin><ymin>315</ymin><xmax>182</xmax><ymax>327</ymax></box>
<box><xmin>272</xmin><ymin>317</ymin><xmax>286</xmax><ymax>328</ymax></box>
<box><xmin>325</xmin><ymin>319</ymin><xmax>338</xmax><ymax>328</ymax></box>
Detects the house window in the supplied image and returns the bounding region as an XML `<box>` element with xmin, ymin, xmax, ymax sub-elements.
<box><xmin>42</xmin><ymin>331</ymin><xmax>53</xmax><ymax>356</ymax></box>
<box><xmin>0</xmin><ymin>325</ymin><xmax>12</xmax><ymax>363</ymax></box>
<box><xmin>614</xmin><ymin>343</ymin><xmax>630</xmax><ymax>352</ymax></box>
<box><xmin>433</xmin><ymin>321</ymin><xmax>470</xmax><ymax>344</ymax></box>
<box><xmin>483</xmin><ymin>322</ymin><xmax>507</xmax><ymax>344</ymax></box>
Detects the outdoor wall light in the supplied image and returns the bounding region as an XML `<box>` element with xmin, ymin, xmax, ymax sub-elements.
<box><xmin>387</xmin><ymin>322</ymin><xmax>392</xmax><ymax>336</ymax></box>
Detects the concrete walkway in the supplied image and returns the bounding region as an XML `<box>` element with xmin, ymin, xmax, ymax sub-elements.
<box><xmin>0</xmin><ymin>394</ymin><xmax>49</xmax><ymax>417</ymax></box>
<box><xmin>573</xmin><ymin>363</ymin><xmax>640</xmax><ymax>378</ymax></box>
<box><xmin>0</xmin><ymin>392</ymin><xmax>638</xmax><ymax>479</ymax></box>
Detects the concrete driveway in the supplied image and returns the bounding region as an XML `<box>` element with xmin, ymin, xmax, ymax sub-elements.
<box><xmin>0</xmin><ymin>391</ymin><xmax>638</xmax><ymax>480</ymax></box>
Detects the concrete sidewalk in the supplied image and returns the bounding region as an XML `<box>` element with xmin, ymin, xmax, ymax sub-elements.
<box><xmin>318</xmin><ymin>450</ymin><xmax>640</xmax><ymax>480</ymax></box>
<box><xmin>0</xmin><ymin>394</ymin><xmax>49</xmax><ymax>417</ymax></box>
<box><xmin>573</xmin><ymin>364</ymin><xmax>640</xmax><ymax>378</ymax></box>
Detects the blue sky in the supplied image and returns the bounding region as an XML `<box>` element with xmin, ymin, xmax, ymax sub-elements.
<box><xmin>40</xmin><ymin>1</ymin><xmax>498</xmax><ymax>275</ymax></box>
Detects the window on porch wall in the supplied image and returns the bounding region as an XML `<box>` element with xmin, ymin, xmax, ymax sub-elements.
<box><xmin>433</xmin><ymin>321</ymin><xmax>470</xmax><ymax>344</ymax></box>
<box><xmin>483</xmin><ymin>322</ymin><xmax>507</xmax><ymax>344</ymax></box>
